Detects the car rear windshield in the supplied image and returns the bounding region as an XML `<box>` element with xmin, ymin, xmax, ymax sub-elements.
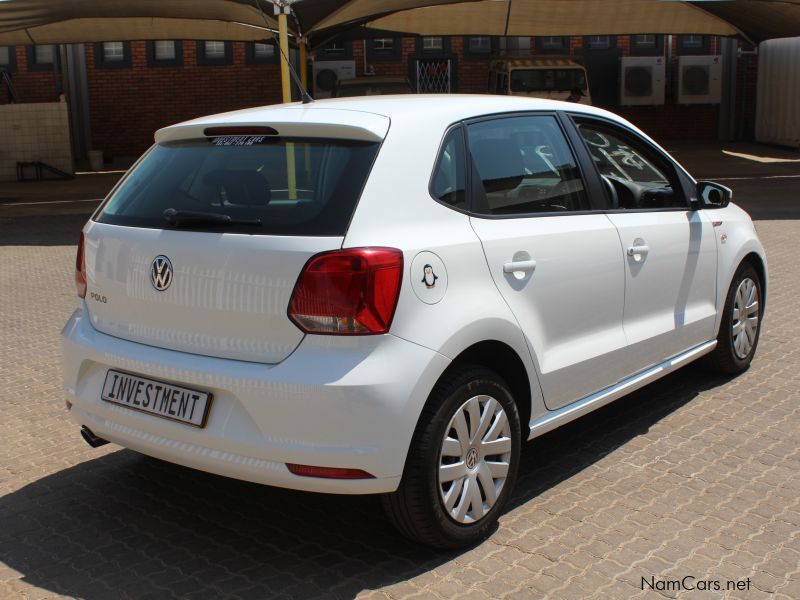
<box><xmin>510</xmin><ymin>69</ymin><xmax>587</xmax><ymax>93</ymax></box>
<box><xmin>95</xmin><ymin>136</ymin><xmax>380</xmax><ymax>236</ymax></box>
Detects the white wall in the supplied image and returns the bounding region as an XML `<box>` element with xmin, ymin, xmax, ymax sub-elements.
<box><xmin>0</xmin><ymin>101</ymin><xmax>73</xmax><ymax>182</ymax></box>
<box><xmin>756</xmin><ymin>37</ymin><xmax>800</xmax><ymax>149</ymax></box>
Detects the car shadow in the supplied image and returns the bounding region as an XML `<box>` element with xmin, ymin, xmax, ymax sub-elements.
<box><xmin>0</xmin><ymin>362</ymin><xmax>733</xmax><ymax>599</ymax></box>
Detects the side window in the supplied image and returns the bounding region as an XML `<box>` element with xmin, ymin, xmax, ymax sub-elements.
<box><xmin>431</xmin><ymin>127</ymin><xmax>467</xmax><ymax>210</ymax></box>
<box><xmin>467</xmin><ymin>115</ymin><xmax>589</xmax><ymax>215</ymax></box>
<box><xmin>577</xmin><ymin>122</ymin><xmax>686</xmax><ymax>209</ymax></box>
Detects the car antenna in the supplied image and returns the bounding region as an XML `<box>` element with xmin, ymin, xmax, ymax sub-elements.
<box><xmin>253</xmin><ymin>0</ymin><xmax>314</xmax><ymax>104</ymax></box>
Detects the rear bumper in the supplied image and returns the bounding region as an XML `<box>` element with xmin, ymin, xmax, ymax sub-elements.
<box><xmin>62</xmin><ymin>307</ymin><xmax>449</xmax><ymax>494</ymax></box>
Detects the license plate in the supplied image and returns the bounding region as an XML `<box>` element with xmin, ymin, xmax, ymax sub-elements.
<box><xmin>101</xmin><ymin>370</ymin><xmax>212</xmax><ymax>428</ymax></box>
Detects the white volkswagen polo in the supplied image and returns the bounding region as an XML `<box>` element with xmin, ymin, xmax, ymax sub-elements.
<box><xmin>63</xmin><ymin>96</ymin><xmax>766</xmax><ymax>548</ymax></box>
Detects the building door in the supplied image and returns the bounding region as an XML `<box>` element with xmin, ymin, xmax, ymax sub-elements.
<box><xmin>415</xmin><ymin>58</ymin><xmax>453</xmax><ymax>93</ymax></box>
<box><xmin>583</xmin><ymin>48</ymin><xmax>622</xmax><ymax>109</ymax></box>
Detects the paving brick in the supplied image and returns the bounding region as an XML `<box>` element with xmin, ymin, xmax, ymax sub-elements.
<box><xmin>1</xmin><ymin>189</ymin><xmax>799</xmax><ymax>599</ymax></box>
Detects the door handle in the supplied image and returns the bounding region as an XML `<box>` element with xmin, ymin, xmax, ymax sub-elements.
<box><xmin>627</xmin><ymin>245</ymin><xmax>649</xmax><ymax>257</ymax></box>
<box><xmin>503</xmin><ymin>259</ymin><xmax>537</xmax><ymax>274</ymax></box>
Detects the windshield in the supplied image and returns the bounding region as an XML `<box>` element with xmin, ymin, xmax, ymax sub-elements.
<box><xmin>510</xmin><ymin>68</ymin><xmax>587</xmax><ymax>93</ymax></box>
<box><xmin>95</xmin><ymin>137</ymin><xmax>380</xmax><ymax>236</ymax></box>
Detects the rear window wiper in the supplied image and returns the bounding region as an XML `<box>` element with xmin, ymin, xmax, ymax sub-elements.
<box><xmin>162</xmin><ymin>208</ymin><xmax>262</xmax><ymax>227</ymax></box>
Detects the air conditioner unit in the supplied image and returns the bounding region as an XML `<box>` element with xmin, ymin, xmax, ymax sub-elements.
<box><xmin>620</xmin><ymin>57</ymin><xmax>665</xmax><ymax>106</ymax></box>
<box><xmin>678</xmin><ymin>55</ymin><xmax>722</xmax><ymax>104</ymax></box>
<box><xmin>312</xmin><ymin>60</ymin><xmax>356</xmax><ymax>99</ymax></box>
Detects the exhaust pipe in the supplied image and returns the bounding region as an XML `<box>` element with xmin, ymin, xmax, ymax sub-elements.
<box><xmin>80</xmin><ymin>426</ymin><xmax>109</xmax><ymax>448</ymax></box>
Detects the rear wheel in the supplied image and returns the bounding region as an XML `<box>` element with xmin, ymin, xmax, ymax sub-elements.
<box><xmin>708</xmin><ymin>262</ymin><xmax>762</xmax><ymax>374</ymax></box>
<box><xmin>382</xmin><ymin>366</ymin><xmax>521</xmax><ymax>548</ymax></box>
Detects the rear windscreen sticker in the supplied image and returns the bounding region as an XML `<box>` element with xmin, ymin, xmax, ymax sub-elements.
<box><xmin>211</xmin><ymin>136</ymin><xmax>267</xmax><ymax>146</ymax></box>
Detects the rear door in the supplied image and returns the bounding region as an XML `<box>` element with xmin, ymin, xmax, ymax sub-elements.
<box><xmin>85</xmin><ymin>129</ymin><xmax>382</xmax><ymax>364</ymax></box>
<box><xmin>466</xmin><ymin>114</ymin><xmax>628</xmax><ymax>410</ymax></box>
<box><xmin>572</xmin><ymin>117</ymin><xmax>718</xmax><ymax>371</ymax></box>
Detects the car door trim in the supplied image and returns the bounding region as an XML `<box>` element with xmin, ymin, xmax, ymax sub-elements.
<box><xmin>527</xmin><ymin>339</ymin><xmax>716</xmax><ymax>438</ymax></box>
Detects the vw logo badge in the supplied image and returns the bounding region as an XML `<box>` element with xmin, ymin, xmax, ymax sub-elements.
<box><xmin>150</xmin><ymin>255</ymin><xmax>173</xmax><ymax>291</ymax></box>
<box><xmin>465</xmin><ymin>447</ymin><xmax>479</xmax><ymax>470</ymax></box>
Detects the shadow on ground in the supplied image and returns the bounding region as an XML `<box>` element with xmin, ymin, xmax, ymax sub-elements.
<box><xmin>1</xmin><ymin>214</ymin><xmax>89</xmax><ymax>246</ymax></box>
<box><xmin>0</xmin><ymin>363</ymin><xmax>732</xmax><ymax>600</ymax></box>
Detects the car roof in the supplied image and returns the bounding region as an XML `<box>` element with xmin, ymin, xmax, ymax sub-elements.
<box><xmin>161</xmin><ymin>95</ymin><xmax>620</xmax><ymax>136</ymax></box>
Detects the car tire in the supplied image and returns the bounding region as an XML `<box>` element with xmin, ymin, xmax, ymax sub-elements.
<box><xmin>708</xmin><ymin>262</ymin><xmax>763</xmax><ymax>375</ymax></box>
<box><xmin>382</xmin><ymin>365</ymin><xmax>521</xmax><ymax>548</ymax></box>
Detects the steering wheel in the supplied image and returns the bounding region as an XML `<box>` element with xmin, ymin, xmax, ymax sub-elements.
<box><xmin>601</xmin><ymin>175</ymin><xmax>619</xmax><ymax>209</ymax></box>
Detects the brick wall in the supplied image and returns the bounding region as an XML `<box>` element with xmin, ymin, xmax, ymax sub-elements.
<box><xmin>1</xmin><ymin>35</ymin><xmax>760</xmax><ymax>162</ymax></box>
<box><xmin>85</xmin><ymin>42</ymin><xmax>282</xmax><ymax>159</ymax></box>
<box><xmin>0</xmin><ymin>46</ymin><xmax>61</xmax><ymax>104</ymax></box>
<box><xmin>313</xmin><ymin>35</ymin><xmax>741</xmax><ymax>143</ymax></box>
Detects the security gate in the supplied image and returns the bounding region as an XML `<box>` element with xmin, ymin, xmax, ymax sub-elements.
<box><xmin>415</xmin><ymin>59</ymin><xmax>452</xmax><ymax>93</ymax></box>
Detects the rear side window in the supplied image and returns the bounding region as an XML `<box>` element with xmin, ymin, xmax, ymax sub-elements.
<box><xmin>96</xmin><ymin>137</ymin><xmax>380</xmax><ymax>236</ymax></box>
<box><xmin>467</xmin><ymin>115</ymin><xmax>589</xmax><ymax>215</ymax></box>
<box><xmin>430</xmin><ymin>127</ymin><xmax>466</xmax><ymax>210</ymax></box>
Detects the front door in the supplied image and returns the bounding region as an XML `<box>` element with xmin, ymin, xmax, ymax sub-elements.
<box><xmin>466</xmin><ymin>114</ymin><xmax>628</xmax><ymax>410</ymax></box>
<box><xmin>573</xmin><ymin>118</ymin><xmax>718</xmax><ymax>372</ymax></box>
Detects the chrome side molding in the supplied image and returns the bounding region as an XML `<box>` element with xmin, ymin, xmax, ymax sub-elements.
<box><xmin>528</xmin><ymin>340</ymin><xmax>717</xmax><ymax>440</ymax></box>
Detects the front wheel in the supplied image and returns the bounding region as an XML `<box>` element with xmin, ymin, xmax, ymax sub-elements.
<box><xmin>708</xmin><ymin>262</ymin><xmax>763</xmax><ymax>374</ymax></box>
<box><xmin>382</xmin><ymin>366</ymin><xmax>521</xmax><ymax>548</ymax></box>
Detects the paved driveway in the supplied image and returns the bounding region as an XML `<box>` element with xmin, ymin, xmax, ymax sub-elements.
<box><xmin>1</xmin><ymin>145</ymin><xmax>798</xmax><ymax>599</ymax></box>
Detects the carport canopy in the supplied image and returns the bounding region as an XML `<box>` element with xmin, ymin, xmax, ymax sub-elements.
<box><xmin>2</xmin><ymin>0</ymin><xmax>800</xmax><ymax>46</ymax></box>
<box><xmin>2</xmin><ymin>0</ymin><xmax>800</xmax><ymax>105</ymax></box>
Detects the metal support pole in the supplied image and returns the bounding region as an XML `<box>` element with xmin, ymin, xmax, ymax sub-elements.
<box><xmin>718</xmin><ymin>37</ymin><xmax>738</xmax><ymax>142</ymax></box>
<box><xmin>274</xmin><ymin>1</ymin><xmax>296</xmax><ymax>198</ymax></box>
<box><xmin>299</xmin><ymin>41</ymin><xmax>308</xmax><ymax>90</ymax></box>
<box><xmin>276</xmin><ymin>5</ymin><xmax>292</xmax><ymax>103</ymax></box>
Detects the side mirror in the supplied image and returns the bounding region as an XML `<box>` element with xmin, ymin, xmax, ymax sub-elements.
<box><xmin>695</xmin><ymin>181</ymin><xmax>732</xmax><ymax>209</ymax></box>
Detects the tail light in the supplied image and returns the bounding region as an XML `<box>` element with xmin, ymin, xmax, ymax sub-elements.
<box><xmin>288</xmin><ymin>247</ymin><xmax>403</xmax><ymax>335</ymax></box>
<box><xmin>75</xmin><ymin>232</ymin><xmax>87</xmax><ymax>298</ymax></box>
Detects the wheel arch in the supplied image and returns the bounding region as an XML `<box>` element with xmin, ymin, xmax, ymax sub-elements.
<box><xmin>438</xmin><ymin>340</ymin><xmax>533</xmax><ymax>438</ymax></box>
<box><xmin>741</xmin><ymin>251</ymin><xmax>767</xmax><ymax>312</ymax></box>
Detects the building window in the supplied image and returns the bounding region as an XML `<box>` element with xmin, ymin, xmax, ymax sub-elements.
<box><xmin>204</xmin><ymin>41</ymin><xmax>226</xmax><ymax>59</ymax></box>
<box><xmin>253</xmin><ymin>43</ymin><xmax>274</xmax><ymax>59</ymax></box>
<box><xmin>35</xmin><ymin>45</ymin><xmax>55</xmax><ymax>64</ymax></box>
<box><xmin>417</xmin><ymin>36</ymin><xmax>450</xmax><ymax>54</ymax></box>
<box><xmin>155</xmin><ymin>40</ymin><xmax>176</xmax><ymax>61</ymax></box>
<box><xmin>103</xmin><ymin>42</ymin><xmax>124</xmax><ymax>62</ymax></box>
<box><xmin>465</xmin><ymin>36</ymin><xmax>493</xmax><ymax>58</ymax></box>
<box><xmin>315</xmin><ymin>41</ymin><xmax>352</xmax><ymax>61</ymax></box>
<box><xmin>423</xmin><ymin>37</ymin><xmax>443</xmax><ymax>51</ymax></box>
<box><xmin>94</xmin><ymin>42</ymin><xmax>131</xmax><ymax>68</ymax></box>
<box><xmin>681</xmin><ymin>35</ymin><xmax>703</xmax><ymax>49</ymax></box>
<box><xmin>0</xmin><ymin>46</ymin><xmax>16</xmax><ymax>71</ymax></box>
<box><xmin>197</xmin><ymin>41</ymin><xmax>233</xmax><ymax>65</ymax></box>
<box><xmin>374</xmin><ymin>38</ymin><xmax>394</xmax><ymax>52</ymax></box>
<box><xmin>630</xmin><ymin>34</ymin><xmax>664</xmax><ymax>56</ymax></box>
<box><xmin>584</xmin><ymin>35</ymin><xmax>613</xmax><ymax>50</ymax></box>
<box><xmin>26</xmin><ymin>44</ymin><xmax>56</xmax><ymax>71</ymax></box>
<box><xmin>678</xmin><ymin>35</ymin><xmax>710</xmax><ymax>55</ymax></box>
<box><xmin>246</xmin><ymin>41</ymin><xmax>278</xmax><ymax>64</ymax></box>
<box><xmin>501</xmin><ymin>37</ymin><xmax>531</xmax><ymax>55</ymax></box>
<box><xmin>536</xmin><ymin>36</ymin><xmax>567</xmax><ymax>52</ymax></box>
<box><xmin>367</xmin><ymin>37</ymin><xmax>402</xmax><ymax>61</ymax></box>
<box><xmin>633</xmin><ymin>34</ymin><xmax>656</xmax><ymax>49</ymax></box>
<box><xmin>147</xmin><ymin>40</ymin><xmax>183</xmax><ymax>67</ymax></box>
